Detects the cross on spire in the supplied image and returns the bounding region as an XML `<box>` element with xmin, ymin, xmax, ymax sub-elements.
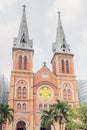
<box><xmin>57</xmin><ymin>11</ymin><xmax>61</xmax><ymax>20</ymax></box>
<box><xmin>58</xmin><ymin>11</ymin><xmax>60</xmax><ymax>14</ymax></box>
<box><xmin>43</xmin><ymin>61</ymin><xmax>47</xmax><ymax>66</ymax></box>
<box><xmin>22</xmin><ymin>5</ymin><xmax>26</xmax><ymax>12</ymax></box>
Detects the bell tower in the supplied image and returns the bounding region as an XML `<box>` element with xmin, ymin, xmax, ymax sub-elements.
<box><xmin>8</xmin><ymin>6</ymin><xmax>34</xmax><ymax>130</ymax></box>
<box><xmin>51</xmin><ymin>12</ymin><xmax>79</xmax><ymax>106</ymax></box>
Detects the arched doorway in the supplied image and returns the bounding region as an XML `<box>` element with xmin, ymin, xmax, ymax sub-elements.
<box><xmin>16</xmin><ymin>121</ymin><xmax>26</xmax><ymax>130</ymax></box>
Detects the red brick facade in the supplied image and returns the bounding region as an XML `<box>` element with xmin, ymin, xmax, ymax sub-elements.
<box><xmin>7</xmin><ymin>8</ymin><xmax>79</xmax><ymax>130</ymax></box>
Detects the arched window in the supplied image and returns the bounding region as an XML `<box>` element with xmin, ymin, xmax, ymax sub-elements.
<box><xmin>66</xmin><ymin>60</ymin><xmax>69</xmax><ymax>73</ymax></box>
<box><xmin>63</xmin><ymin>89</ymin><xmax>67</xmax><ymax>100</ymax></box>
<box><xmin>23</xmin><ymin>87</ymin><xmax>26</xmax><ymax>98</ymax></box>
<box><xmin>18</xmin><ymin>87</ymin><xmax>21</xmax><ymax>98</ymax></box>
<box><xmin>24</xmin><ymin>56</ymin><xmax>27</xmax><ymax>70</ymax></box>
<box><xmin>44</xmin><ymin>104</ymin><xmax>47</xmax><ymax>110</ymax></box>
<box><xmin>17</xmin><ymin>103</ymin><xmax>21</xmax><ymax>112</ymax></box>
<box><xmin>68</xmin><ymin>89</ymin><xmax>71</xmax><ymax>100</ymax></box>
<box><xmin>19</xmin><ymin>55</ymin><xmax>22</xmax><ymax>70</ymax></box>
<box><xmin>61</xmin><ymin>59</ymin><xmax>65</xmax><ymax>73</ymax></box>
<box><xmin>39</xmin><ymin>104</ymin><xmax>42</xmax><ymax>111</ymax></box>
<box><xmin>22</xmin><ymin>103</ymin><xmax>26</xmax><ymax>112</ymax></box>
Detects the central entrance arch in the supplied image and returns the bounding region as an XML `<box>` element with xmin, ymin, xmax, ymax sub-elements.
<box><xmin>16</xmin><ymin>121</ymin><xmax>26</xmax><ymax>130</ymax></box>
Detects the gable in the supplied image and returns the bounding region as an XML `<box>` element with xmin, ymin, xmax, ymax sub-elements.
<box><xmin>34</xmin><ymin>66</ymin><xmax>57</xmax><ymax>87</ymax></box>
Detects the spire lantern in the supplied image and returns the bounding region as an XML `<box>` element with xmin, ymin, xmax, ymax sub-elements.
<box><xmin>13</xmin><ymin>5</ymin><xmax>33</xmax><ymax>50</ymax></box>
<box><xmin>52</xmin><ymin>12</ymin><xmax>71</xmax><ymax>54</ymax></box>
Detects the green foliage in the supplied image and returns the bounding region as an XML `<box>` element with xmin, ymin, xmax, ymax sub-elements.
<box><xmin>78</xmin><ymin>103</ymin><xmax>87</xmax><ymax>129</ymax></box>
<box><xmin>41</xmin><ymin>100</ymin><xmax>71</xmax><ymax>130</ymax></box>
<box><xmin>41</xmin><ymin>109</ymin><xmax>56</xmax><ymax>130</ymax></box>
<box><xmin>66</xmin><ymin>107</ymin><xmax>81</xmax><ymax>130</ymax></box>
<box><xmin>51</xmin><ymin>100</ymin><xmax>70</xmax><ymax>125</ymax></box>
<box><xmin>41</xmin><ymin>100</ymin><xmax>87</xmax><ymax>130</ymax></box>
<box><xmin>0</xmin><ymin>104</ymin><xmax>14</xmax><ymax>124</ymax></box>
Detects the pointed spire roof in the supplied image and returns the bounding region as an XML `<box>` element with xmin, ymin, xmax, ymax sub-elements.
<box><xmin>13</xmin><ymin>5</ymin><xmax>33</xmax><ymax>50</ymax></box>
<box><xmin>52</xmin><ymin>12</ymin><xmax>71</xmax><ymax>54</ymax></box>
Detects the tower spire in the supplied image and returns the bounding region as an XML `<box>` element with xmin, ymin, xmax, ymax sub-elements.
<box><xmin>52</xmin><ymin>12</ymin><xmax>71</xmax><ymax>54</ymax></box>
<box><xmin>13</xmin><ymin>5</ymin><xmax>33</xmax><ymax>50</ymax></box>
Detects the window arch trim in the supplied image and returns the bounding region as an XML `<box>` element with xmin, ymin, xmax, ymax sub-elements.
<box><xmin>17</xmin><ymin>103</ymin><xmax>21</xmax><ymax>112</ymax></box>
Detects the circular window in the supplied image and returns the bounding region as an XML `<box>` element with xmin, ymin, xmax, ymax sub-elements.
<box><xmin>38</xmin><ymin>86</ymin><xmax>52</xmax><ymax>100</ymax></box>
<box><xmin>42</xmin><ymin>73</ymin><xmax>48</xmax><ymax>78</ymax></box>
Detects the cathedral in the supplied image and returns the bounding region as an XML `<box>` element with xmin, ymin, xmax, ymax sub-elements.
<box><xmin>8</xmin><ymin>6</ymin><xmax>79</xmax><ymax>130</ymax></box>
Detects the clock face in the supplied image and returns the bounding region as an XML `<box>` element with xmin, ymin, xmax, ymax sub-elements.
<box><xmin>39</xmin><ymin>86</ymin><xmax>52</xmax><ymax>100</ymax></box>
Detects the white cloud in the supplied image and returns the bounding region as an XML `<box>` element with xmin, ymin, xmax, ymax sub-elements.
<box><xmin>0</xmin><ymin>17</ymin><xmax>19</xmax><ymax>79</ymax></box>
<box><xmin>0</xmin><ymin>0</ymin><xmax>87</xmax><ymax>80</ymax></box>
<box><xmin>0</xmin><ymin>0</ymin><xmax>17</xmax><ymax>12</ymax></box>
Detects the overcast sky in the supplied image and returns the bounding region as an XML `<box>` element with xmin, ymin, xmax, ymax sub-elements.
<box><xmin>0</xmin><ymin>0</ymin><xmax>87</xmax><ymax>80</ymax></box>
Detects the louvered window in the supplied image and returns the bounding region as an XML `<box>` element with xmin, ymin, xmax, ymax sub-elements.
<box><xmin>18</xmin><ymin>87</ymin><xmax>21</xmax><ymax>98</ymax></box>
<box><xmin>66</xmin><ymin>60</ymin><xmax>69</xmax><ymax>73</ymax></box>
<box><xmin>23</xmin><ymin>87</ymin><xmax>26</xmax><ymax>98</ymax></box>
<box><xmin>62</xmin><ymin>60</ymin><xmax>65</xmax><ymax>73</ymax></box>
<box><xmin>19</xmin><ymin>55</ymin><xmax>22</xmax><ymax>69</ymax></box>
<box><xmin>24</xmin><ymin>56</ymin><xmax>27</xmax><ymax>70</ymax></box>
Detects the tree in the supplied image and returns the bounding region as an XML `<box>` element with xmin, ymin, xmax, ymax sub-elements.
<box><xmin>41</xmin><ymin>109</ymin><xmax>56</xmax><ymax>130</ymax></box>
<box><xmin>66</xmin><ymin>106</ymin><xmax>81</xmax><ymax>130</ymax></box>
<box><xmin>78</xmin><ymin>103</ymin><xmax>87</xmax><ymax>130</ymax></box>
<box><xmin>0</xmin><ymin>104</ymin><xmax>14</xmax><ymax>130</ymax></box>
<box><xmin>51</xmin><ymin>100</ymin><xmax>70</xmax><ymax>130</ymax></box>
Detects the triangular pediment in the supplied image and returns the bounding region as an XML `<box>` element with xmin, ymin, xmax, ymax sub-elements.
<box><xmin>34</xmin><ymin>65</ymin><xmax>57</xmax><ymax>87</ymax></box>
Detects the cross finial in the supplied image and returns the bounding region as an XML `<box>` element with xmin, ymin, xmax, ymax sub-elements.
<box><xmin>58</xmin><ymin>11</ymin><xmax>60</xmax><ymax>15</ymax></box>
<box><xmin>43</xmin><ymin>61</ymin><xmax>47</xmax><ymax>66</ymax></box>
<box><xmin>57</xmin><ymin>11</ymin><xmax>61</xmax><ymax>19</ymax></box>
<box><xmin>22</xmin><ymin>5</ymin><xmax>26</xmax><ymax>12</ymax></box>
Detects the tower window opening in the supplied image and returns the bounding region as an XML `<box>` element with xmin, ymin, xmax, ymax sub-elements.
<box><xmin>22</xmin><ymin>103</ymin><xmax>26</xmax><ymax>112</ymax></box>
<box><xmin>63</xmin><ymin>44</ymin><xmax>66</xmax><ymax>48</ymax></box>
<box><xmin>17</xmin><ymin>103</ymin><xmax>21</xmax><ymax>112</ymax></box>
<box><xmin>24</xmin><ymin>56</ymin><xmax>27</xmax><ymax>70</ymax></box>
<box><xmin>18</xmin><ymin>87</ymin><xmax>21</xmax><ymax>98</ymax></box>
<box><xmin>66</xmin><ymin>60</ymin><xmax>69</xmax><ymax>73</ymax></box>
<box><xmin>23</xmin><ymin>87</ymin><xmax>26</xmax><ymax>98</ymax></box>
<box><xmin>21</xmin><ymin>33</ymin><xmax>26</xmax><ymax>43</ymax></box>
<box><xmin>19</xmin><ymin>55</ymin><xmax>22</xmax><ymax>70</ymax></box>
<box><xmin>61</xmin><ymin>59</ymin><xmax>65</xmax><ymax>73</ymax></box>
<box><xmin>22</xmin><ymin>38</ymin><xmax>25</xmax><ymax>43</ymax></box>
